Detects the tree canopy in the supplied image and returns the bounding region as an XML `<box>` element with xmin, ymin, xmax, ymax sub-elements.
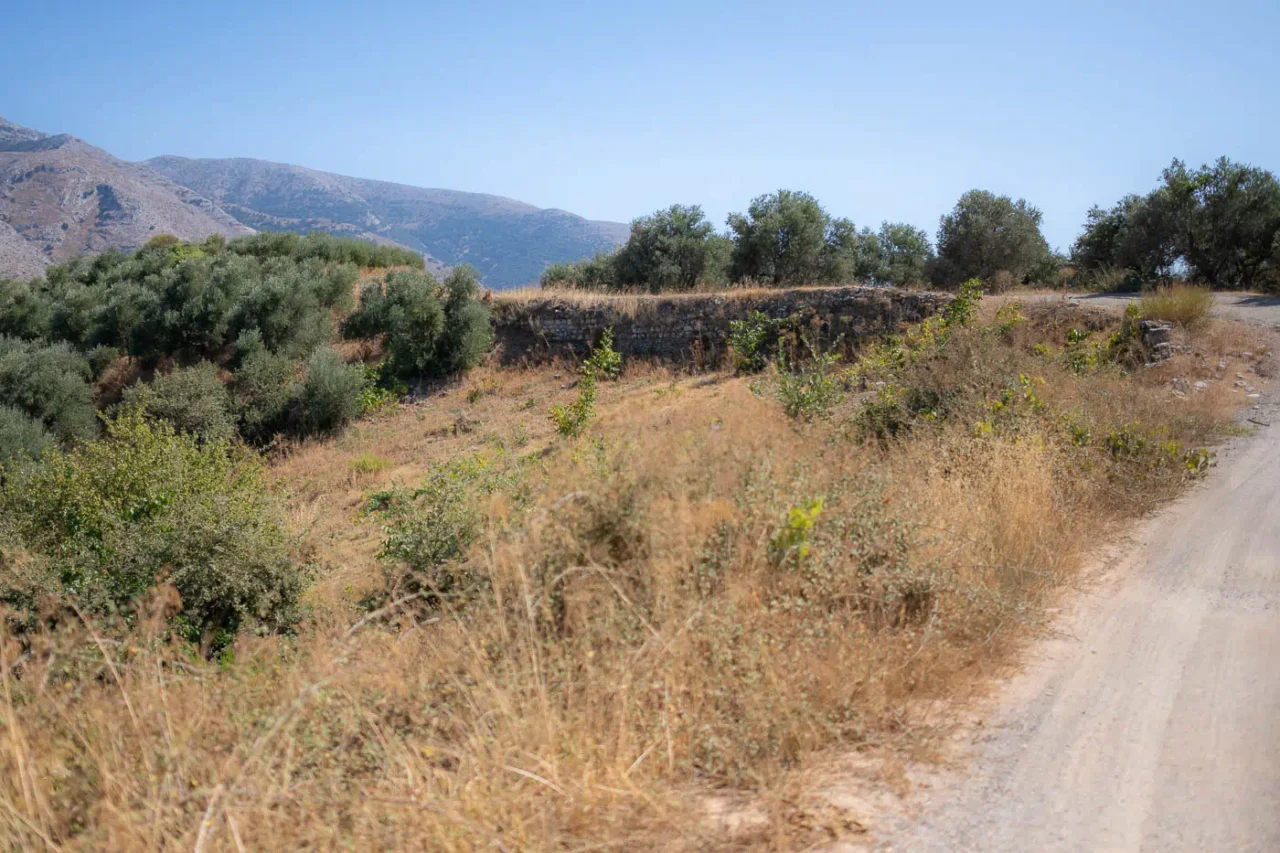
<box><xmin>933</xmin><ymin>190</ymin><xmax>1052</xmax><ymax>289</ymax></box>
<box><xmin>1073</xmin><ymin>158</ymin><xmax>1280</xmax><ymax>291</ymax></box>
<box><xmin>613</xmin><ymin>204</ymin><xmax>724</xmax><ymax>291</ymax></box>
<box><xmin>727</xmin><ymin>190</ymin><xmax>831</xmax><ymax>285</ymax></box>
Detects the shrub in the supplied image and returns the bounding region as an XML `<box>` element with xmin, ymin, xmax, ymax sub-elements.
<box><xmin>1138</xmin><ymin>283</ymin><xmax>1214</xmax><ymax>328</ymax></box>
<box><xmin>0</xmin><ymin>405</ymin><xmax>52</xmax><ymax>466</ymax></box>
<box><xmin>728</xmin><ymin>311</ymin><xmax>781</xmax><ymax>373</ymax></box>
<box><xmin>769</xmin><ymin>498</ymin><xmax>825</xmax><ymax>567</ymax></box>
<box><xmin>0</xmin><ymin>338</ymin><xmax>97</xmax><ymax>441</ymax></box>
<box><xmin>538</xmin><ymin>252</ymin><xmax>618</xmax><ymax>291</ymax></box>
<box><xmin>144</xmin><ymin>233</ymin><xmax>181</xmax><ymax>250</ymax></box>
<box><xmin>345</xmin><ymin>269</ymin><xmax>443</xmax><ymax>376</ymax></box>
<box><xmin>583</xmin><ymin>328</ymin><xmax>622</xmax><ymax>381</ymax></box>
<box><xmin>0</xmin><ymin>413</ymin><xmax>307</xmax><ymax>647</ymax></box>
<box><xmin>775</xmin><ymin>348</ymin><xmax>843</xmax><ymax>420</ymax></box>
<box><xmin>356</xmin><ymin>364</ymin><xmax>405</xmax><ymax>415</ymax></box>
<box><xmin>349</xmin><ymin>453</ymin><xmax>393</xmax><ymax>474</ymax></box>
<box><xmin>342</xmin><ymin>267</ymin><xmax>492</xmax><ymax>380</ymax></box>
<box><xmin>120</xmin><ymin>361</ymin><xmax>235</xmax><ymax>443</ymax></box>
<box><xmin>550</xmin><ymin>373</ymin><xmax>596</xmax><ymax>437</ymax></box>
<box><xmin>230</xmin><ymin>342</ymin><xmax>298</xmax><ymax>444</ymax></box>
<box><xmin>296</xmin><ymin>347</ymin><xmax>368</xmax><ymax>435</ymax></box>
<box><xmin>227</xmin><ymin>257</ymin><xmax>334</xmax><ymax>357</ymax></box>
<box><xmin>549</xmin><ymin>332</ymin><xmax>619</xmax><ymax>437</ymax></box>
<box><xmin>539</xmin><ymin>262</ymin><xmax>575</xmax><ymax>289</ymax></box>
<box><xmin>366</xmin><ymin>457</ymin><xmax>494</xmax><ymax>602</ymax></box>
<box><xmin>435</xmin><ymin>268</ymin><xmax>495</xmax><ymax>374</ymax></box>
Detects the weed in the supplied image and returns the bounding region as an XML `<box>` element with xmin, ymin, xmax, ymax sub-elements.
<box><xmin>1139</xmin><ymin>283</ymin><xmax>1214</xmax><ymax>329</ymax></box>
<box><xmin>728</xmin><ymin>311</ymin><xmax>782</xmax><ymax>373</ymax></box>
<box><xmin>550</xmin><ymin>374</ymin><xmax>597</xmax><ymax>437</ymax></box>
<box><xmin>769</xmin><ymin>498</ymin><xmax>824</xmax><ymax>566</ymax></box>
<box><xmin>776</xmin><ymin>347</ymin><xmax>843</xmax><ymax>420</ymax></box>
<box><xmin>584</xmin><ymin>328</ymin><xmax>623</xmax><ymax>381</ymax></box>
<box><xmin>350</xmin><ymin>454</ymin><xmax>393</xmax><ymax>474</ymax></box>
<box><xmin>549</xmin><ymin>331</ymin><xmax>621</xmax><ymax>437</ymax></box>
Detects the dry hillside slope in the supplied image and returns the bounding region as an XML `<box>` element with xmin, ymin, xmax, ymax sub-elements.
<box><xmin>0</xmin><ymin>117</ymin><xmax>628</xmax><ymax>288</ymax></box>
<box><xmin>0</xmin><ymin>117</ymin><xmax>252</xmax><ymax>274</ymax></box>
<box><xmin>144</xmin><ymin>154</ymin><xmax>629</xmax><ymax>287</ymax></box>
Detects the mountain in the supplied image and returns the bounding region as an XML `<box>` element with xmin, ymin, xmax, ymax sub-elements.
<box><xmin>0</xmin><ymin>118</ymin><xmax>253</xmax><ymax>278</ymax></box>
<box><xmin>0</xmin><ymin>117</ymin><xmax>629</xmax><ymax>288</ymax></box>
<box><xmin>143</xmin><ymin>156</ymin><xmax>629</xmax><ymax>288</ymax></box>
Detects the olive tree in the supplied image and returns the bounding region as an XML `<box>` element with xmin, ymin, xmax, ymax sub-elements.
<box><xmin>876</xmin><ymin>222</ymin><xmax>934</xmax><ymax>288</ymax></box>
<box><xmin>933</xmin><ymin>190</ymin><xmax>1051</xmax><ymax>289</ymax></box>
<box><xmin>1072</xmin><ymin>158</ymin><xmax>1280</xmax><ymax>291</ymax></box>
<box><xmin>728</xmin><ymin>190</ymin><xmax>830</xmax><ymax>285</ymax></box>
<box><xmin>614</xmin><ymin>204</ymin><xmax>723</xmax><ymax>291</ymax></box>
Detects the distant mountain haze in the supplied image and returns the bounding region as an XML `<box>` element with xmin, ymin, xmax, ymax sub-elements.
<box><xmin>0</xmin><ymin>117</ymin><xmax>628</xmax><ymax>287</ymax></box>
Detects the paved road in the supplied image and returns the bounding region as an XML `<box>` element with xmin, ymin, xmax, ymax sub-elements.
<box><xmin>875</xmin><ymin>400</ymin><xmax>1280</xmax><ymax>852</ymax></box>
<box><xmin>1024</xmin><ymin>291</ymin><xmax>1280</xmax><ymax>329</ymax></box>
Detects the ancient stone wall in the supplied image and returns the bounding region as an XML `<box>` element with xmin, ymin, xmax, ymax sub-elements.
<box><xmin>490</xmin><ymin>286</ymin><xmax>952</xmax><ymax>364</ymax></box>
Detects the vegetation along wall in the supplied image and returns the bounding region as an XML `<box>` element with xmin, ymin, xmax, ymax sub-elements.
<box><xmin>490</xmin><ymin>285</ymin><xmax>951</xmax><ymax>363</ymax></box>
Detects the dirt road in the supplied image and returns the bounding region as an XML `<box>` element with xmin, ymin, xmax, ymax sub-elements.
<box><xmin>874</xmin><ymin>399</ymin><xmax>1280</xmax><ymax>852</ymax></box>
<box><xmin>1027</xmin><ymin>291</ymin><xmax>1280</xmax><ymax>329</ymax></box>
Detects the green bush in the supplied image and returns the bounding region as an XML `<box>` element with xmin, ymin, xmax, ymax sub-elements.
<box><xmin>0</xmin><ymin>405</ymin><xmax>52</xmax><ymax>467</ymax></box>
<box><xmin>366</xmin><ymin>457</ymin><xmax>507</xmax><ymax>603</ymax></box>
<box><xmin>728</xmin><ymin>311</ymin><xmax>781</xmax><ymax>373</ymax></box>
<box><xmin>550</xmin><ymin>374</ymin><xmax>596</xmax><ymax>438</ymax></box>
<box><xmin>0</xmin><ymin>413</ymin><xmax>307</xmax><ymax>647</ymax></box>
<box><xmin>228</xmin><ymin>232</ymin><xmax>424</xmax><ymax>269</ymax></box>
<box><xmin>296</xmin><ymin>347</ymin><xmax>368</xmax><ymax>435</ymax></box>
<box><xmin>231</xmin><ymin>339</ymin><xmax>298</xmax><ymax>444</ymax></box>
<box><xmin>775</xmin><ymin>349</ymin><xmax>843</xmax><ymax>421</ymax></box>
<box><xmin>436</xmin><ymin>268</ymin><xmax>494</xmax><ymax>374</ymax></box>
<box><xmin>120</xmin><ymin>361</ymin><xmax>235</xmax><ymax>443</ymax></box>
<box><xmin>583</xmin><ymin>328</ymin><xmax>622</xmax><ymax>380</ymax></box>
<box><xmin>227</xmin><ymin>257</ymin><xmax>335</xmax><ymax>357</ymax></box>
<box><xmin>342</xmin><ymin>266</ymin><xmax>492</xmax><ymax>380</ymax></box>
<box><xmin>549</xmin><ymin>331</ymin><xmax>619</xmax><ymax>437</ymax></box>
<box><xmin>538</xmin><ymin>253</ymin><xmax>617</xmax><ymax>290</ymax></box>
<box><xmin>0</xmin><ymin>338</ymin><xmax>97</xmax><ymax>442</ymax></box>
<box><xmin>0</xmin><ymin>235</ymin><xmax>393</xmax><ymax>369</ymax></box>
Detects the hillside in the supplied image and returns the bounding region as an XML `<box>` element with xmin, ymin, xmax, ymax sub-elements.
<box><xmin>0</xmin><ymin>118</ymin><xmax>253</xmax><ymax>275</ymax></box>
<box><xmin>145</xmin><ymin>155</ymin><xmax>629</xmax><ymax>288</ymax></box>
<box><xmin>0</xmin><ymin>117</ymin><xmax>629</xmax><ymax>288</ymax></box>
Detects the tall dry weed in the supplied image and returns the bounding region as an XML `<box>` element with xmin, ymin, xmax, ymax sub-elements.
<box><xmin>0</xmin><ymin>304</ymin><xmax>1269</xmax><ymax>850</ymax></box>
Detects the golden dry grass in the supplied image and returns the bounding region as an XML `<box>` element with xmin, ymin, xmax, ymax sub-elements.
<box><xmin>1139</xmin><ymin>283</ymin><xmax>1216</xmax><ymax>328</ymax></box>
<box><xmin>0</xmin><ymin>303</ymin><xmax>1272</xmax><ymax>850</ymax></box>
<box><xmin>494</xmin><ymin>284</ymin><xmax>886</xmax><ymax>320</ymax></box>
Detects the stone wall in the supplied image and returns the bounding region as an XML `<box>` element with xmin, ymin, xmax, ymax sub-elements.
<box><xmin>490</xmin><ymin>286</ymin><xmax>952</xmax><ymax>364</ymax></box>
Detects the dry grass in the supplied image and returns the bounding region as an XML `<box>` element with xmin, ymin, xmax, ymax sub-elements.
<box><xmin>0</xmin><ymin>302</ymin><xmax>1271</xmax><ymax>850</ymax></box>
<box><xmin>1138</xmin><ymin>283</ymin><xmax>1215</xmax><ymax>328</ymax></box>
<box><xmin>495</xmin><ymin>284</ymin><xmax>886</xmax><ymax>320</ymax></box>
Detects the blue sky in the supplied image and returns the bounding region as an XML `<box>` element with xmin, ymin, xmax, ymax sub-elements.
<box><xmin>4</xmin><ymin>0</ymin><xmax>1277</xmax><ymax>251</ymax></box>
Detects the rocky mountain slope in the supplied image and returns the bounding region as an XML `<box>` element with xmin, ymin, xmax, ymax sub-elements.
<box><xmin>0</xmin><ymin>118</ymin><xmax>252</xmax><ymax>278</ymax></box>
<box><xmin>144</xmin><ymin>156</ymin><xmax>628</xmax><ymax>288</ymax></box>
<box><xmin>0</xmin><ymin>117</ymin><xmax>628</xmax><ymax>288</ymax></box>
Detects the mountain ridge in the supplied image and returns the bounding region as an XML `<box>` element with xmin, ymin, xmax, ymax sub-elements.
<box><xmin>0</xmin><ymin>118</ymin><xmax>628</xmax><ymax>288</ymax></box>
<box><xmin>143</xmin><ymin>154</ymin><xmax>628</xmax><ymax>287</ymax></box>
